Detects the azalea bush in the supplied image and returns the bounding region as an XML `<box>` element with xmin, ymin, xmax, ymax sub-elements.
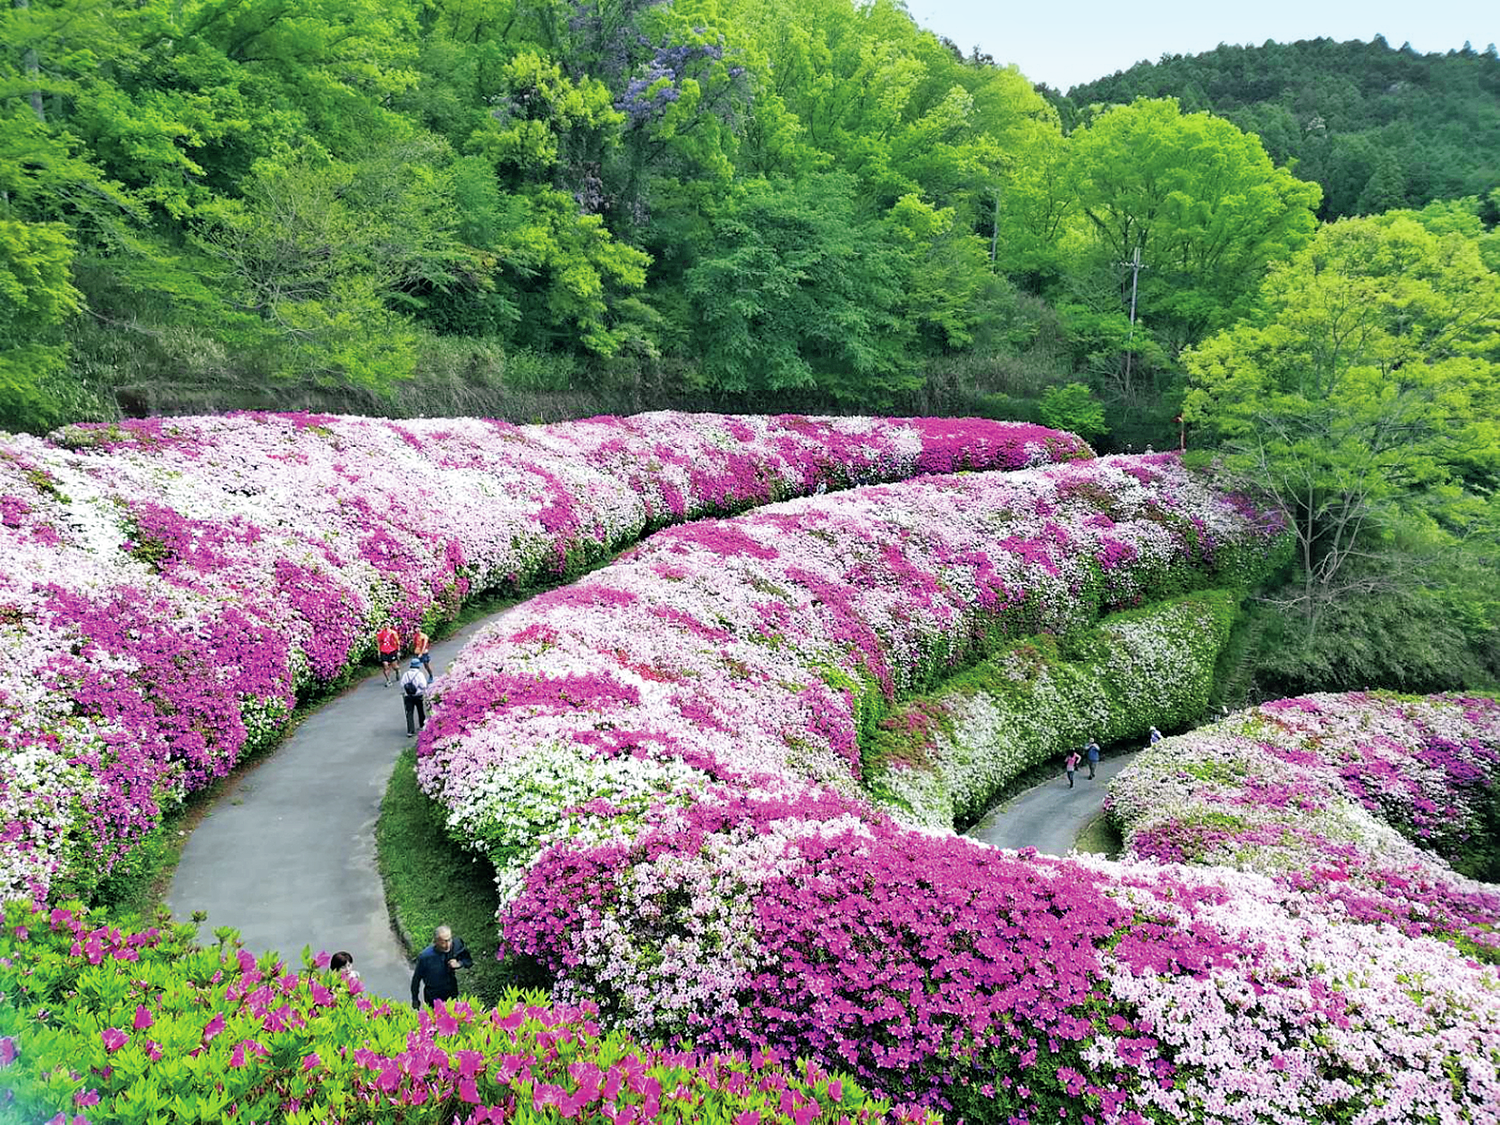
<box><xmin>1109</xmin><ymin>692</ymin><xmax>1500</xmax><ymax>958</ymax></box>
<box><xmin>504</xmin><ymin>784</ymin><xmax>1500</xmax><ymax>1122</ymax></box>
<box><xmin>416</xmin><ymin>453</ymin><xmax>1288</xmax><ymax>901</ymax></box>
<box><xmin>0</xmin><ymin>899</ymin><xmax>921</xmax><ymax>1125</ymax></box>
<box><xmin>0</xmin><ymin>411</ymin><xmax>1085</xmax><ymax>901</ymax></box>
<box><xmin>418</xmin><ymin>454</ymin><xmax>1500</xmax><ymax>1123</ymax></box>
<box><xmin>865</xmin><ymin>589</ymin><xmax>1239</xmax><ymax>829</ymax></box>
<box><xmin>413</xmin><ymin>453</ymin><xmax>1500</xmax><ymax>1121</ymax></box>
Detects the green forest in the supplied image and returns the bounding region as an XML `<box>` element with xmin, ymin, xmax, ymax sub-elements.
<box><xmin>2</xmin><ymin>0</ymin><xmax>1499</xmax><ymax>695</ymax></box>
<box><xmin>1058</xmin><ymin>36</ymin><xmax>1500</xmax><ymax>220</ymax></box>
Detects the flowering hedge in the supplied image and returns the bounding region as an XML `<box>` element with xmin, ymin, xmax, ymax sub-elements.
<box><xmin>416</xmin><ymin>453</ymin><xmax>1288</xmax><ymax>901</ymax></box>
<box><xmin>0</xmin><ymin>899</ymin><xmax>924</xmax><ymax>1125</ymax></box>
<box><xmin>0</xmin><ymin>411</ymin><xmax>1085</xmax><ymax>901</ymax></box>
<box><xmin>505</xmin><ymin>782</ymin><xmax>1500</xmax><ymax>1123</ymax></box>
<box><xmin>416</xmin><ymin>456</ymin><xmax>1500</xmax><ymax>1125</ymax></box>
<box><xmin>1108</xmin><ymin>692</ymin><xmax>1500</xmax><ymax>959</ymax></box>
<box><xmin>866</xmin><ymin>589</ymin><xmax>1239</xmax><ymax>829</ymax></box>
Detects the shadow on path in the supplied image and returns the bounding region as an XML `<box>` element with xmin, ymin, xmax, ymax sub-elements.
<box><xmin>966</xmin><ymin>750</ymin><xmax>1140</xmax><ymax>855</ymax></box>
<box><xmin>167</xmin><ymin>610</ymin><xmax>518</xmax><ymax>1003</ymax></box>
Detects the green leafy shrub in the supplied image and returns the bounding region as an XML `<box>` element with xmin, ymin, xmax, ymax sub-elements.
<box><xmin>1038</xmin><ymin>381</ymin><xmax>1109</xmax><ymax>442</ymax></box>
<box><xmin>0</xmin><ymin>900</ymin><xmax>920</xmax><ymax>1125</ymax></box>
<box><xmin>865</xmin><ymin>590</ymin><xmax>1239</xmax><ymax>827</ymax></box>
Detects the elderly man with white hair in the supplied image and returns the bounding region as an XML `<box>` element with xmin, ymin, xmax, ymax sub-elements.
<box><xmin>410</xmin><ymin>924</ymin><xmax>472</xmax><ymax>1009</ymax></box>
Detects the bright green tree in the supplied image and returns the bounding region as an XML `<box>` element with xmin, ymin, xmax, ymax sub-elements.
<box><xmin>1038</xmin><ymin>382</ymin><xmax>1108</xmax><ymax>442</ymax></box>
<box><xmin>1067</xmin><ymin>97</ymin><xmax>1323</xmax><ymax>349</ymax></box>
<box><xmin>0</xmin><ymin>219</ymin><xmax>86</xmax><ymax>431</ymax></box>
<box><xmin>465</xmin><ymin>50</ymin><xmax>651</xmax><ymax>356</ymax></box>
<box><xmin>1183</xmin><ymin>214</ymin><xmax>1500</xmax><ymax>635</ymax></box>
<box><xmin>684</xmin><ymin>174</ymin><xmax>913</xmax><ymax>404</ymax></box>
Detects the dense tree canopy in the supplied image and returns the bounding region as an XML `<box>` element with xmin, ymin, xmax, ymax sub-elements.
<box><xmin>1058</xmin><ymin>36</ymin><xmax>1500</xmax><ymax>221</ymax></box>
<box><xmin>1185</xmin><ymin>213</ymin><xmax>1500</xmax><ymax>688</ymax></box>
<box><xmin>1</xmin><ymin>0</ymin><xmax>1338</xmax><ymax>432</ymax></box>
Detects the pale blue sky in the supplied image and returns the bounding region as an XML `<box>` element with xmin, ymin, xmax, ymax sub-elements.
<box><xmin>905</xmin><ymin>0</ymin><xmax>1497</xmax><ymax>91</ymax></box>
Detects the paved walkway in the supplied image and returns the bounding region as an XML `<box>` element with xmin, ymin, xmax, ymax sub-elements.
<box><xmin>169</xmin><ymin>592</ymin><xmax>1146</xmax><ymax>1000</ymax></box>
<box><xmin>167</xmin><ymin>609</ymin><xmax>517</xmax><ymax>1002</ymax></box>
<box><xmin>966</xmin><ymin>750</ymin><xmax>1140</xmax><ymax>855</ymax></box>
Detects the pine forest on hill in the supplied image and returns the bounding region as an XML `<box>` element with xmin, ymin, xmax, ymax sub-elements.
<box><xmin>2</xmin><ymin>0</ymin><xmax>1499</xmax><ymax>696</ymax></box>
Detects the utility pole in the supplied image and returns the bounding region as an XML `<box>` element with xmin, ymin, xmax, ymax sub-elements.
<box><xmin>1119</xmin><ymin>244</ymin><xmax>1147</xmax><ymax>394</ymax></box>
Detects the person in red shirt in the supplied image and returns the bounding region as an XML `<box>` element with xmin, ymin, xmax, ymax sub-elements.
<box><xmin>411</xmin><ymin>626</ymin><xmax>432</xmax><ymax>684</ymax></box>
<box><xmin>376</xmin><ymin>623</ymin><xmax>402</xmax><ymax>686</ymax></box>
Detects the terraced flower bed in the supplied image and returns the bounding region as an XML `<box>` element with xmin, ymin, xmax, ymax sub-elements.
<box><xmin>1108</xmin><ymin>692</ymin><xmax>1500</xmax><ymax>958</ymax></box>
<box><xmin>0</xmin><ymin>412</ymin><xmax>1082</xmax><ymax>901</ymax></box>
<box><xmin>6</xmin><ymin>410</ymin><xmax>1497</xmax><ymax>1125</ymax></box>
<box><xmin>416</xmin><ymin>453</ymin><xmax>1286</xmax><ymax>900</ymax></box>
<box><xmin>408</xmin><ymin>454</ymin><xmax>1500</xmax><ymax>1125</ymax></box>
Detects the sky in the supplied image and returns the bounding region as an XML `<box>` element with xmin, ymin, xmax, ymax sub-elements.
<box><xmin>905</xmin><ymin>0</ymin><xmax>1498</xmax><ymax>92</ymax></box>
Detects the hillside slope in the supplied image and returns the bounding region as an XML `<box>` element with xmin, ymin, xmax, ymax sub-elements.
<box><xmin>1054</xmin><ymin>37</ymin><xmax>1500</xmax><ymax>218</ymax></box>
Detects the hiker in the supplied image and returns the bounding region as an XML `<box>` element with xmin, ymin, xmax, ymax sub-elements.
<box><xmin>329</xmin><ymin>950</ymin><xmax>360</xmax><ymax>985</ymax></box>
<box><xmin>1064</xmin><ymin>749</ymin><xmax>1081</xmax><ymax>788</ymax></box>
<box><xmin>376</xmin><ymin>623</ymin><xmax>402</xmax><ymax>686</ymax></box>
<box><xmin>411</xmin><ymin>626</ymin><xmax>432</xmax><ymax>683</ymax></box>
<box><xmin>411</xmin><ymin>925</ymin><xmax>472</xmax><ymax>1009</ymax></box>
<box><xmin>1148</xmin><ymin>726</ymin><xmax>1162</xmax><ymax>746</ymax></box>
<box><xmin>1085</xmin><ymin>739</ymin><xmax>1101</xmax><ymax>780</ymax></box>
<box><xmin>400</xmin><ymin>658</ymin><xmax>428</xmax><ymax>736</ymax></box>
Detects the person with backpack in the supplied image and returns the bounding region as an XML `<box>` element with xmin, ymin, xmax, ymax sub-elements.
<box><xmin>376</xmin><ymin>623</ymin><xmax>402</xmax><ymax>686</ymax></box>
<box><xmin>1064</xmin><ymin>749</ymin><xmax>1081</xmax><ymax>788</ymax></box>
<box><xmin>400</xmin><ymin>657</ymin><xmax>428</xmax><ymax>735</ymax></box>
<box><xmin>1085</xmin><ymin>738</ymin><xmax>1101</xmax><ymax>780</ymax></box>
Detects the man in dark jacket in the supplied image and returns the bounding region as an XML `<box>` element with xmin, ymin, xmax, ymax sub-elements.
<box><xmin>410</xmin><ymin>924</ymin><xmax>472</xmax><ymax>1008</ymax></box>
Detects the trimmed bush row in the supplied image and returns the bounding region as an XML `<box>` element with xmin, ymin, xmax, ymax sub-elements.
<box><xmin>865</xmin><ymin>589</ymin><xmax>1240</xmax><ymax>829</ymax></box>
<box><xmin>416</xmin><ymin>453</ymin><xmax>1286</xmax><ymax>902</ymax></box>
<box><xmin>0</xmin><ymin>900</ymin><xmax>924</xmax><ymax>1125</ymax></box>
<box><xmin>414</xmin><ymin>457</ymin><xmax>1495</xmax><ymax>1124</ymax></box>
<box><xmin>1108</xmin><ymin>692</ymin><xmax>1500</xmax><ymax>959</ymax></box>
<box><xmin>0</xmin><ymin>411</ymin><xmax>1084</xmax><ymax>901</ymax></box>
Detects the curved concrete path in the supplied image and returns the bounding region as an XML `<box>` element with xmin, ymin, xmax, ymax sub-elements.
<box><xmin>966</xmin><ymin>750</ymin><xmax>1140</xmax><ymax>854</ymax></box>
<box><xmin>167</xmin><ymin>609</ymin><xmax>517</xmax><ymax>1002</ymax></box>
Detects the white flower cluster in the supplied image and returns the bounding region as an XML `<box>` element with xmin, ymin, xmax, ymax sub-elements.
<box><xmin>3</xmin><ymin>411</ymin><xmax>1054</xmax><ymax>898</ymax></box>
<box><xmin>872</xmin><ymin>592</ymin><xmax>1234</xmax><ymax>829</ymax></box>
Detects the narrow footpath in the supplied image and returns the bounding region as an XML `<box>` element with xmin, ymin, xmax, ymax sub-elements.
<box><xmin>966</xmin><ymin>750</ymin><xmax>1140</xmax><ymax>854</ymax></box>
<box><xmin>167</xmin><ymin>609</ymin><xmax>518</xmax><ymax>1003</ymax></box>
<box><xmin>169</xmin><ymin>593</ymin><xmax>1143</xmax><ymax>1001</ymax></box>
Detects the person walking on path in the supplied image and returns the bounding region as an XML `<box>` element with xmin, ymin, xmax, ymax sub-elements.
<box><xmin>1148</xmin><ymin>726</ymin><xmax>1162</xmax><ymax>746</ymax></box>
<box><xmin>1085</xmin><ymin>739</ymin><xmax>1101</xmax><ymax>780</ymax></box>
<box><xmin>411</xmin><ymin>626</ymin><xmax>432</xmax><ymax>683</ymax></box>
<box><xmin>400</xmin><ymin>658</ymin><xmax>428</xmax><ymax>736</ymax></box>
<box><xmin>1064</xmin><ymin>750</ymin><xmax>1081</xmax><ymax>788</ymax></box>
<box><xmin>377</xmin><ymin>623</ymin><xmax>402</xmax><ymax>686</ymax></box>
<box><xmin>411</xmin><ymin>925</ymin><xmax>472</xmax><ymax>1009</ymax></box>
